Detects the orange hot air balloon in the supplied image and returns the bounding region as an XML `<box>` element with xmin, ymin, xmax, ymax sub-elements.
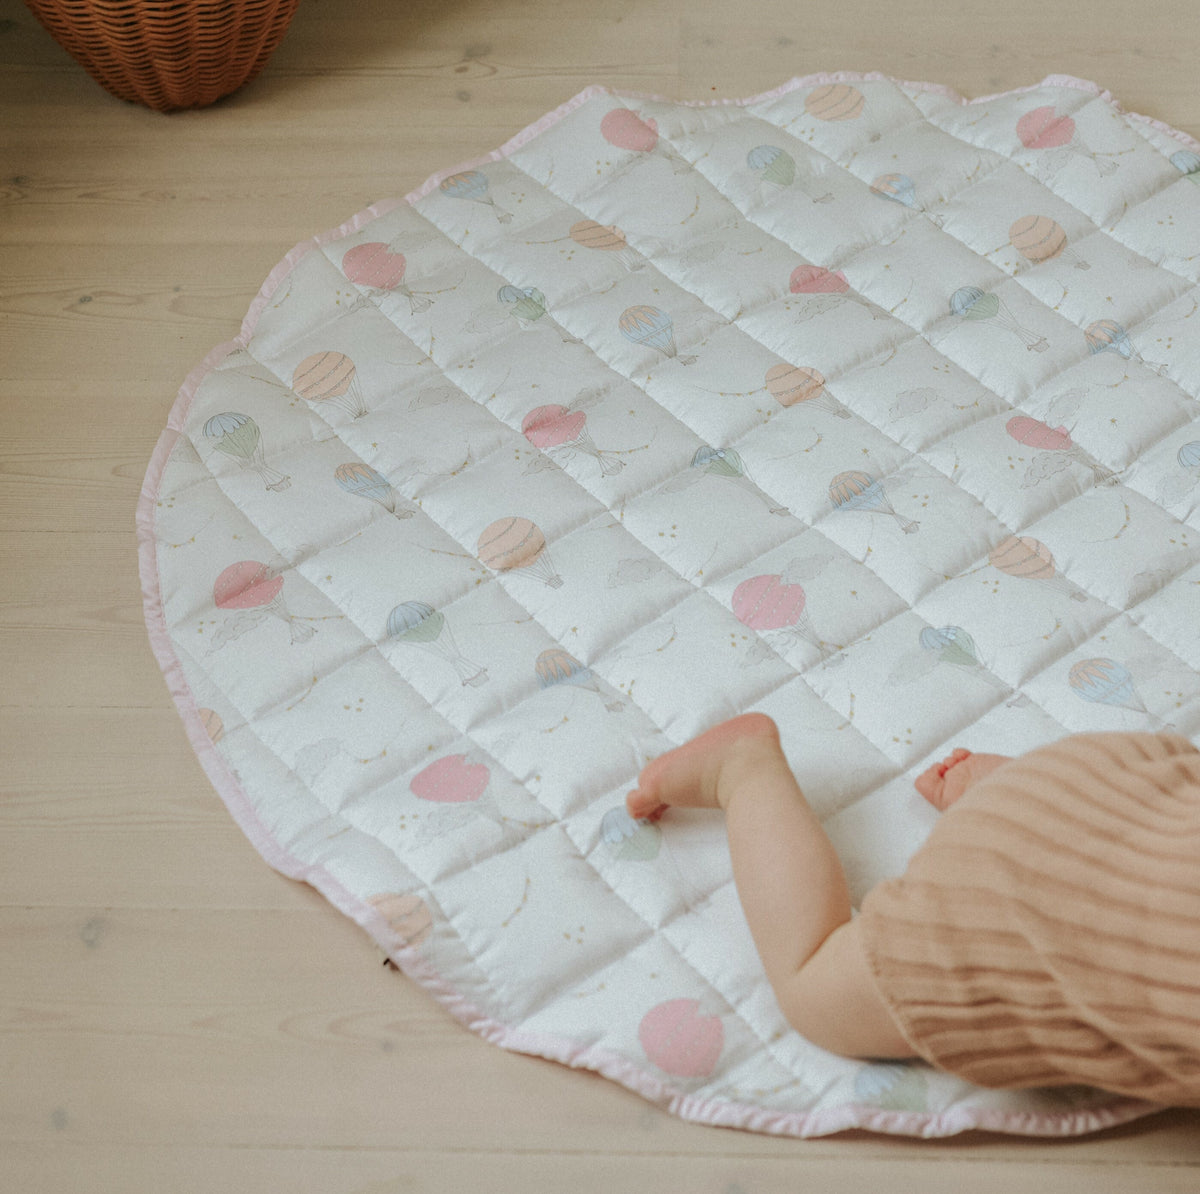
<box><xmin>765</xmin><ymin>363</ymin><xmax>851</xmax><ymax>418</ymax></box>
<box><xmin>988</xmin><ymin>535</ymin><xmax>1086</xmax><ymax>601</ymax></box>
<box><xmin>1008</xmin><ymin>215</ymin><xmax>1089</xmax><ymax>269</ymax></box>
<box><xmin>569</xmin><ymin>220</ymin><xmax>627</xmax><ymax>251</ymax></box>
<box><xmin>805</xmin><ymin>83</ymin><xmax>866</xmax><ymax>122</ymax></box>
<box><xmin>367</xmin><ymin>892</ymin><xmax>434</xmax><ymax>950</ymax></box>
<box><xmin>477</xmin><ymin>516</ymin><xmax>563</xmax><ymax>587</ymax></box>
<box><xmin>292</xmin><ymin>351</ymin><xmax>368</xmax><ymax>419</ymax></box>
<box><xmin>568</xmin><ymin>220</ymin><xmax>642</xmax><ymax>270</ymax></box>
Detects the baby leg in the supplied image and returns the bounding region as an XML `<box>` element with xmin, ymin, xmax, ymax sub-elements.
<box><xmin>627</xmin><ymin>714</ymin><xmax>915</xmax><ymax>1060</ymax></box>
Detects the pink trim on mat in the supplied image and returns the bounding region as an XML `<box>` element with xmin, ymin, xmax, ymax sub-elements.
<box><xmin>136</xmin><ymin>72</ymin><xmax>1186</xmax><ymax>1140</ymax></box>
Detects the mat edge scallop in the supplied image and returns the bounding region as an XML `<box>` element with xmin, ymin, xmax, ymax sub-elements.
<box><xmin>137</xmin><ymin>72</ymin><xmax>1199</xmax><ymax>1138</ymax></box>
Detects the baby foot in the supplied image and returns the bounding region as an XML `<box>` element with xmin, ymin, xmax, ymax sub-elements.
<box><xmin>626</xmin><ymin>712</ymin><xmax>781</xmax><ymax>821</ymax></box>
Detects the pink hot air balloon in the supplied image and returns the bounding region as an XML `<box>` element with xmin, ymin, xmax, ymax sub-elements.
<box><xmin>342</xmin><ymin>242</ymin><xmax>432</xmax><ymax>313</ymax></box>
<box><xmin>787</xmin><ymin>264</ymin><xmax>877</xmax><ymax>320</ymax></box>
<box><xmin>638</xmin><ymin>998</ymin><xmax>724</xmax><ymax>1079</ymax></box>
<box><xmin>213</xmin><ymin>560</ymin><xmax>315</xmax><ymax>643</ymax></box>
<box><xmin>410</xmin><ymin>754</ymin><xmax>490</xmax><ymax>803</ymax></box>
<box><xmin>600</xmin><ymin>108</ymin><xmax>690</xmax><ymax>171</ymax></box>
<box><xmin>521</xmin><ymin>404</ymin><xmax>624</xmax><ymax>475</ymax></box>
<box><xmin>1016</xmin><ymin>107</ymin><xmax>1117</xmax><ymax>176</ymax></box>
<box><xmin>1005</xmin><ymin>416</ymin><xmax>1116</xmax><ymax>485</ymax></box>
<box><xmin>731</xmin><ymin>574</ymin><xmax>826</xmax><ymax>653</ymax></box>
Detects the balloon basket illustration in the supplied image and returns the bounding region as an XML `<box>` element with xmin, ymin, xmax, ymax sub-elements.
<box><xmin>439</xmin><ymin>170</ymin><xmax>512</xmax><ymax>222</ymax></box>
<box><xmin>829</xmin><ymin>470</ymin><xmax>920</xmax><ymax>534</ymax></box>
<box><xmin>950</xmin><ymin>286</ymin><xmax>1049</xmax><ymax>352</ymax></box>
<box><xmin>213</xmin><ymin>560</ymin><xmax>315</xmax><ymax>645</ymax></box>
<box><xmin>522</xmin><ymin>404</ymin><xmax>625</xmax><ymax>476</ymax></box>
<box><xmin>477</xmin><ymin>517</ymin><xmax>564</xmax><ymax>588</ymax></box>
<box><xmin>342</xmin><ymin>242</ymin><xmax>434</xmax><ymax>313</ymax></box>
<box><xmin>619</xmin><ymin>304</ymin><xmax>697</xmax><ymax>365</ymax></box>
<box><xmin>292</xmin><ymin>351</ymin><xmax>369</xmax><ymax>419</ymax></box>
<box><xmin>202</xmin><ymin>411</ymin><xmax>291</xmax><ymax>491</ymax></box>
<box><xmin>386</xmin><ymin>601</ymin><xmax>489</xmax><ymax>687</ymax></box>
<box><xmin>536</xmin><ymin>647</ymin><xmax>624</xmax><ymax>712</ymax></box>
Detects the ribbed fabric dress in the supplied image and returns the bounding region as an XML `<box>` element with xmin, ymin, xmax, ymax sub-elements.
<box><xmin>858</xmin><ymin>731</ymin><xmax>1200</xmax><ymax>1106</ymax></box>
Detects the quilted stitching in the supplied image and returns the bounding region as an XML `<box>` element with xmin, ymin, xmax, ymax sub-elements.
<box><xmin>141</xmin><ymin>75</ymin><xmax>1200</xmax><ymax>1137</ymax></box>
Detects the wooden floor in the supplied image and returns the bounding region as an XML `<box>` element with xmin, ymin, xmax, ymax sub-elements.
<box><xmin>3</xmin><ymin>0</ymin><xmax>1199</xmax><ymax>1188</ymax></box>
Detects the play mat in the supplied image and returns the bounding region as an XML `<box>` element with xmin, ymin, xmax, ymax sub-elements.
<box><xmin>138</xmin><ymin>73</ymin><xmax>1200</xmax><ymax>1138</ymax></box>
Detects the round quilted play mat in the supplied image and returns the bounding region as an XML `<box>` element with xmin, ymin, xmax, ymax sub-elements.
<box><xmin>138</xmin><ymin>73</ymin><xmax>1200</xmax><ymax>1138</ymax></box>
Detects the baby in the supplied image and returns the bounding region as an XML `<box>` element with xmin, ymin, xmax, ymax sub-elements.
<box><xmin>625</xmin><ymin>713</ymin><xmax>1200</xmax><ymax>1106</ymax></box>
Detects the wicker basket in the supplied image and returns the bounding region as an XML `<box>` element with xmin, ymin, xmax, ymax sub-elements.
<box><xmin>23</xmin><ymin>0</ymin><xmax>302</xmax><ymax>111</ymax></box>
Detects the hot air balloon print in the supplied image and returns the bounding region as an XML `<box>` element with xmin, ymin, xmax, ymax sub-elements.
<box><xmin>765</xmin><ymin>363</ymin><xmax>851</xmax><ymax>418</ymax></box>
<box><xmin>829</xmin><ymin>470</ymin><xmax>919</xmax><ymax>533</ymax></box>
<box><xmin>988</xmin><ymin>534</ymin><xmax>1087</xmax><ymax>601</ymax></box>
<box><xmin>568</xmin><ymin>220</ymin><xmax>644</xmax><ymax>270</ymax></box>
<box><xmin>202</xmin><ymin>412</ymin><xmax>291</xmax><ymax>491</ymax></box>
<box><xmin>439</xmin><ymin>169</ymin><xmax>512</xmax><ymax>222</ymax></box>
<box><xmin>535</xmin><ymin>647</ymin><xmax>623</xmax><ymax>711</ymax></box>
<box><xmin>1008</xmin><ymin>215</ymin><xmax>1090</xmax><ymax>270</ymax></box>
<box><xmin>787</xmin><ymin>265</ymin><xmax>880</xmax><ymax>320</ymax></box>
<box><xmin>333</xmin><ymin>462</ymin><xmax>417</xmax><ymax>518</ymax></box>
<box><xmin>600</xmin><ymin>107</ymin><xmax>691</xmax><ymax>172</ymax></box>
<box><xmin>686</xmin><ymin>446</ymin><xmax>788</xmax><ymax>514</ymax></box>
<box><xmin>731</xmin><ymin>573</ymin><xmax>829</xmax><ymax>657</ymax></box>
<box><xmin>638</xmin><ymin>998</ymin><xmax>724</xmax><ymax>1079</ymax></box>
<box><xmin>1084</xmin><ymin>319</ymin><xmax>1168</xmax><ymax>375</ymax></box>
<box><xmin>618</xmin><ymin>304</ymin><xmax>696</xmax><ymax>365</ymax></box>
<box><xmin>803</xmin><ymin>82</ymin><xmax>879</xmax><ymax>141</ymax></box>
<box><xmin>213</xmin><ymin>560</ymin><xmax>315</xmax><ymax>644</ymax></box>
<box><xmin>477</xmin><ymin>516</ymin><xmax>563</xmax><ymax>587</ymax></box>
<box><xmin>1005</xmin><ymin>416</ymin><xmax>1117</xmax><ymax>486</ymax></box>
<box><xmin>1017</xmin><ymin>106</ymin><xmax>1118</xmax><ymax>177</ymax></box>
<box><xmin>386</xmin><ymin>600</ymin><xmax>488</xmax><ymax>687</ymax></box>
<box><xmin>497</xmin><ymin>284</ymin><xmax>548</xmax><ymax>327</ymax></box>
<box><xmin>870</xmin><ymin>173</ymin><xmax>943</xmax><ymax>225</ymax></box>
<box><xmin>521</xmin><ymin>404</ymin><xmax>624</xmax><ymax>476</ymax></box>
<box><xmin>950</xmin><ymin>286</ymin><xmax>1049</xmax><ymax>352</ymax></box>
<box><xmin>292</xmin><ymin>351</ymin><xmax>368</xmax><ymax>419</ymax></box>
<box><xmin>1157</xmin><ymin>440</ymin><xmax>1200</xmax><ymax>505</ymax></box>
<box><xmin>917</xmin><ymin>625</ymin><xmax>1008</xmax><ymax>691</ymax></box>
<box><xmin>342</xmin><ymin>242</ymin><xmax>433</xmax><ymax>313</ymax></box>
<box><xmin>746</xmin><ymin>144</ymin><xmax>832</xmax><ymax>203</ymax></box>
<box><xmin>600</xmin><ymin>806</ymin><xmax>662</xmax><ymax>860</ymax></box>
<box><xmin>1170</xmin><ymin>150</ymin><xmax>1200</xmax><ymax>182</ymax></box>
<box><xmin>1068</xmin><ymin>657</ymin><xmax>1163</xmax><ymax>724</ymax></box>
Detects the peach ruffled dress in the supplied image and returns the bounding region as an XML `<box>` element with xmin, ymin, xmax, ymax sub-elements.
<box><xmin>858</xmin><ymin>731</ymin><xmax>1200</xmax><ymax>1105</ymax></box>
